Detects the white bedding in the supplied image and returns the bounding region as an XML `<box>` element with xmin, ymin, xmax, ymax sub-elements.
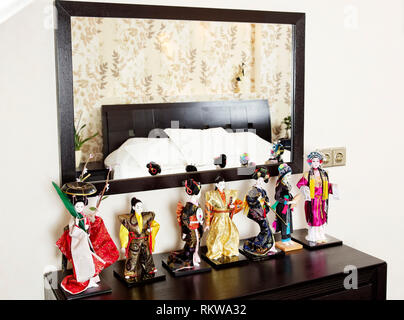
<box><xmin>104</xmin><ymin>128</ymin><xmax>291</xmax><ymax>179</ymax></box>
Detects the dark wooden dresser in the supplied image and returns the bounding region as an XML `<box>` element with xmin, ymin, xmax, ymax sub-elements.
<box><xmin>44</xmin><ymin>236</ymin><xmax>386</xmax><ymax>300</ymax></box>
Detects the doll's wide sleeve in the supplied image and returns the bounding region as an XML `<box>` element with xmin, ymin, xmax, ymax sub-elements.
<box><xmin>296</xmin><ymin>174</ymin><xmax>308</xmax><ymax>189</ymax></box>
<box><xmin>118</xmin><ymin>214</ymin><xmax>129</xmax><ymax>229</ymax></box>
<box><xmin>232</xmin><ymin>199</ymin><xmax>243</xmax><ymax>215</ymax></box>
<box><xmin>242</xmin><ymin>196</ymin><xmax>249</xmax><ymax>214</ymax></box>
<box><xmin>150</xmin><ymin>220</ymin><xmax>160</xmax><ymax>252</ymax></box>
<box><xmin>176</xmin><ymin>201</ymin><xmax>184</xmax><ymax>227</ymax></box>
<box><xmin>329</xmin><ymin>183</ymin><xmax>340</xmax><ymax>199</ymax></box>
<box><xmin>297</xmin><ymin>176</ymin><xmax>311</xmax><ymax>200</ymax></box>
<box><xmin>205</xmin><ymin>202</ymin><xmax>214</xmax><ymax>228</ymax></box>
<box><xmin>274</xmin><ymin>186</ymin><xmax>283</xmax><ymax>202</ymax></box>
<box><xmin>119</xmin><ymin>224</ymin><xmax>129</xmax><ymax>249</ymax></box>
<box><xmin>204</xmin><ymin>191</ymin><xmax>214</xmax><ymax>227</ymax></box>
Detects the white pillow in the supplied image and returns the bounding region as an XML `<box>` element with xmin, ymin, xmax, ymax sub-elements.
<box><xmin>104</xmin><ymin>137</ymin><xmax>150</xmax><ymax>165</ymax></box>
<box><xmin>123</xmin><ymin>137</ymin><xmax>187</xmax><ymax>169</ymax></box>
<box><xmin>104</xmin><ymin>144</ymin><xmax>131</xmax><ymax>168</ymax></box>
<box><xmin>112</xmin><ymin>156</ymin><xmax>146</xmax><ymax>179</ymax></box>
<box><xmin>164</xmin><ymin>127</ymin><xmax>229</xmax><ymax>166</ymax></box>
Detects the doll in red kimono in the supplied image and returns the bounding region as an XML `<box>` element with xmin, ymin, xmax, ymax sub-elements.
<box><xmin>296</xmin><ymin>151</ymin><xmax>338</xmax><ymax>243</ymax></box>
<box><xmin>55</xmin><ymin>182</ymin><xmax>119</xmax><ymax>295</ymax></box>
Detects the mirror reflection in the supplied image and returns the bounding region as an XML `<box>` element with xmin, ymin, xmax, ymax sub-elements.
<box><xmin>71</xmin><ymin>17</ymin><xmax>293</xmax><ymax>180</ymax></box>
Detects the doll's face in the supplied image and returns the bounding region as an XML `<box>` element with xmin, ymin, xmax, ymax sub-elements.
<box><xmin>74</xmin><ymin>202</ymin><xmax>85</xmax><ymax>213</ymax></box>
<box><xmin>282</xmin><ymin>172</ymin><xmax>292</xmax><ymax>187</ymax></box>
<box><xmin>257</xmin><ymin>177</ymin><xmax>266</xmax><ymax>188</ymax></box>
<box><xmin>311</xmin><ymin>157</ymin><xmax>321</xmax><ymax>169</ymax></box>
<box><xmin>194</xmin><ymin>192</ymin><xmax>201</xmax><ymax>201</ymax></box>
<box><xmin>132</xmin><ymin>202</ymin><xmax>143</xmax><ymax>213</ymax></box>
<box><xmin>189</xmin><ymin>192</ymin><xmax>201</xmax><ymax>203</ymax></box>
<box><xmin>216</xmin><ymin>181</ymin><xmax>225</xmax><ymax>192</ymax></box>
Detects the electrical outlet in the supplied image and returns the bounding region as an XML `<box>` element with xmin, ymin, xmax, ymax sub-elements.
<box><xmin>333</xmin><ymin>147</ymin><xmax>346</xmax><ymax>166</ymax></box>
<box><xmin>317</xmin><ymin>147</ymin><xmax>346</xmax><ymax>167</ymax></box>
<box><xmin>318</xmin><ymin>148</ymin><xmax>333</xmax><ymax>167</ymax></box>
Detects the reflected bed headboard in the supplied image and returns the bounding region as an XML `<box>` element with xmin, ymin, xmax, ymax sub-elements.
<box><xmin>101</xmin><ymin>99</ymin><xmax>272</xmax><ymax>159</ymax></box>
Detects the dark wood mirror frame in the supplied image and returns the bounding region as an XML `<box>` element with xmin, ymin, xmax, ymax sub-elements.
<box><xmin>55</xmin><ymin>0</ymin><xmax>305</xmax><ymax>195</ymax></box>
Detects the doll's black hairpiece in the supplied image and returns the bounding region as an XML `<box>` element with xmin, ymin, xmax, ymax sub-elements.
<box><xmin>146</xmin><ymin>161</ymin><xmax>161</xmax><ymax>176</ymax></box>
<box><xmin>130</xmin><ymin>197</ymin><xmax>142</xmax><ymax>213</ymax></box>
<box><xmin>214</xmin><ymin>176</ymin><xmax>225</xmax><ymax>184</ymax></box>
<box><xmin>252</xmin><ymin>166</ymin><xmax>270</xmax><ymax>183</ymax></box>
<box><xmin>185</xmin><ymin>164</ymin><xmax>198</xmax><ymax>172</ymax></box>
<box><xmin>214</xmin><ymin>154</ymin><xmax>227</xmax><ymax>168</ymax></box>
<box><xmin>71</xmin><ymin>195</ymin><xmax>89</xmax><ymax>206</ymax></box>
<box><xmin>184</xmin><ymin>179</ymin><xmax>201</xmax><ymax>196</ymax></box>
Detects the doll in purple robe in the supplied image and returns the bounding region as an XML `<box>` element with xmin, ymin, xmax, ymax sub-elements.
<box><xmin>296</xmin><ymin>151</ymin><xmax>338</xmax><ymax>243</ymax></box>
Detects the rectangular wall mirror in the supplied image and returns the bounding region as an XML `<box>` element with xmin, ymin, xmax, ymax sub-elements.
<box><xmin>55</xmin><ymin>0</ymin><xmax>305</xmax><ymax>194</ymax></box>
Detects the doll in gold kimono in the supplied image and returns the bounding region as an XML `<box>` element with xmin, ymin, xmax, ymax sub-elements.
<box><xmin>205</xmin><ymin>176</ymin><xmax>243</xmax><ymax>260</ymax></box>
<box><xmin>118</xmin><ymin>197</ymin><xmax>160</xmax><ymax>282</ymax></box>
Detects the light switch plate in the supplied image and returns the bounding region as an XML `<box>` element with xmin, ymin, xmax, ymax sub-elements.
<box><xmin>333</xmin><ymin>147</ymin><xmax>346</xmax><ymax>166</ymax></box>
<box><xmin>319</xmin><ymin>148</ymin><xmax>333</xmax><ymax>167</ymax></box>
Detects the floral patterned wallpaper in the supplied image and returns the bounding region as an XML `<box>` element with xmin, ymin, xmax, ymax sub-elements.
<box><xmin>71</xmin><ymin>17</ymin><xmax>293</xmax><ymax>162</ymax></box>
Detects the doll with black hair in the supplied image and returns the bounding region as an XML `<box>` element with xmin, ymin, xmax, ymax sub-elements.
<box><xmin>185</xmin><ymin>164</ymin><xmax>198</xmax><ymax>172</ymax></box>
<box><xmin>266</xmin><ymin>142</ymin><xmax>285</xmax><ymax>164</ymax></box>
<box><xmin>55</xmin><ymin>181</ymin><xmax>119</xmax><ymax>295</ymax></box>
<box><xmin>242</xmin><ymin>167</ymin><xmax>277</xmax><ymax>256</ymax></box>
<box><xmin>118</xmin><ymin>197</ymin><xmax>160</xmax><ymax>282</ymax></box>
<box><xmin>204</xmin><ymin>176</ymin><xmax>243</xmax><ymax>260</ymax></box>
<box><xmin>296</xmin><ymin>151</ymin><xmax>338</xmax><ymax>243</ymax></box>
<box><xmin>166</xmin><ymin>179</ymin><xmax>204</xmax><ymax>271</ymax></box>
<box><xmin>273</xmin><ymin>164</ymin><xmax>302</xmax><ymax>252</ymax></box>
<box><xmin>214</xmin><ymin>154</ymin><xmax>227</xmax><ymax>169</ymax></box>
<box><xmin>147</xmin><ymin>161</ymin><xmax>161</xmax><ymax>176</ymax></box>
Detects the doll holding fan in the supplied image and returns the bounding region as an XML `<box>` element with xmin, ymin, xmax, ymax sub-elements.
<box><xmin>164</xmin><ymin>179</ymin><xmax>207</xmax><ymax>274</ymax></box>
<box><xmin>296</xmin><ymin>151</ymin><xmax>339</xmax><ymax>245</ymax></box>
<box><xmin>241</xmin><ymin>167</ymin><xmax>277</xmax><ymax>257</ymax></box>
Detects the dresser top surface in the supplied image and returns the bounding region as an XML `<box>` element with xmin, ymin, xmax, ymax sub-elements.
<box><xmin>46</xmin><ymin>232</ymin><xmax>386</xmax><ymax>300</ymax></box>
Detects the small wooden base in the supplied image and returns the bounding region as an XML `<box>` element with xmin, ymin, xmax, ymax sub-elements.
<box><xmin>200</xmin><ymin>246</ymin><xmax>249</xmax><ymax>270</ymax></box>
<box><xmin>161</xmin><ymin>254</ymin><xmax>211</xmax><ymax>277</ymax></box>
<box><xmin>57</xmin><ymin>273</ymin><xmax>112</xmax><ymax>300</ymax></box>
<box><xmin>291</xmin><ymin>228</ymin><xmax>343</xmax><ymax>250</ymax></box>
<box><xmin>275</xmin><ymin>240</ymin><xmax>303</xmax><ymax>253</ymax></box>
<box><xmin>113</xmin><ymin>259</ymin><xmax>166</xmax><ymax>287</ymax></box>
<box><xmin>239</xmin><ymin>238</ymin><xmax>284</xmax><ymax>261</ymax></box>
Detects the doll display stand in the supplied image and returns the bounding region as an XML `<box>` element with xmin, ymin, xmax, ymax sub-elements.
<box><xmin>51</xmin><ymin>270</ymin><xmax>112</xmax><ymax>300</ymax></box>
<box><xmin>275</xmin><ymin>240</ymin><xmax>303</xmax><ymax>253</ymax></box>
<box><xmin>273</xmin><ymin>232</ymin><xmax>303</xmax><ymax>253</ymax></box>
<box><xmin>200</xmin><ymin>246</ymin><xmax>249</xmax><ymax>270</ymax></box>
<box><xmin>113</xmin><ymin>259</ymin><xmax>166</xmax><ymax>287</ymax></box>
<box><xmin>291</xmin><ymin>228</ymin><xmax>343</xmax><ymax>250</ymax></box>
<box><xmin>239</xmin><ymin>238</ymin><xmax>284</xmax><ymax>261</ymax></box>
<box><xmin>161</xmin><ymin>253</ymin><xmax>212</xmax><ymax>277</ymax></box>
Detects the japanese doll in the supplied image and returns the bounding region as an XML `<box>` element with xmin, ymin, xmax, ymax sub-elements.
<box><xmin>242</xmin><ymin>167</ymin><xmax>277</xmax><ymax>256</ymax></box>
<box><xmin>266</xmin><ymin>142</ymin><xmax>285</xmax><ymax>164</ymax></box>
<box><xmin>166</xmin><ymin>179</ymin><xmax>204</xmax><ymax>270</ymax></box>
<box><xmin>55</xmin><ymin>181</ymin><xmax>119</xmax><ymax>295</ymax></box>
<box><xmin>205</xmin><ymin>176</ymin><xmax>243</xmax><ymax>260</ymax></box>
<box><xmin>273</xmin><ymin>164</ymin><xmax>298</xmax><ymax>245</ymax></box>
<box><xmin>296</xmin><ymin>151</ymin><xmax>337</xmax><ymax>243</ymax></box>
<box><xmin>118</xmin><ymin>197</ymin><xmax>160</xmax><ymax>282</ymax></box>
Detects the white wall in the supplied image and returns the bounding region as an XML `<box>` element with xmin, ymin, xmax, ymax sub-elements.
<box><xmin>0</xmin><ymin>0</ymin><xmax>403</xmax><ymax>299</ymax></box>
